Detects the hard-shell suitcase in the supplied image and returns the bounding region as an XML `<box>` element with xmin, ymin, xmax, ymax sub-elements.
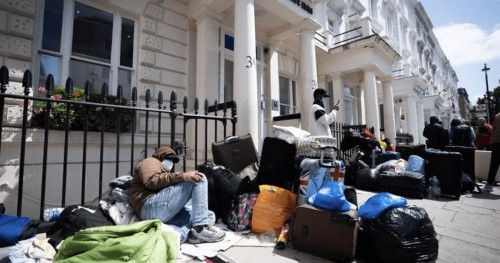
<box><xmin>395</xmin><ymin>144</ymin><xmax>426</xmax><ymax>161</ymax></box>
<box><xmin>290</xmin><ymin>204</ymin><xmax>358</xmax><ymax>262</ymax></box>
<box><xmin>255</xmin><ymin>137</ymin><xmax>299</xmax><ymax>193</ymax></box>
<box><xmin>378</xmin><ymin>171</ymin><xmax>426</xmax><ymax>199</ymax></box>
<box><xmin>425</xmin><ymin>149</ymin><xmax>462</xmax><ymax>199</ymax></box>
<box><xmin>212</xmin><ymin>134</ymin><xmax>259</xmax><ymax>174</ymax></box>
<box><xmin>444</xmin><ymin>145</ymin><xmax>482</xmax><ymax>192</ymax></box>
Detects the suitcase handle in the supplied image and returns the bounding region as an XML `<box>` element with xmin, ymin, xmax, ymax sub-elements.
<box><xmin>318</xmin><ymin>145</ymin><xmax>338</xmax><ymax>168</ymax></box>
<box><xmin>224</xmin><ymin>135</ymin><xmax>240</xmax><ymax>144</ymax></box>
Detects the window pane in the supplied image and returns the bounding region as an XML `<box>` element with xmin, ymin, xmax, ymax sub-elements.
<box><xmin>279</xmin><ymin>76</ymin><xmax>289</xmax><ymax>105</ymax></box>
<box><xmin>224</xmin><ymin>59</ymin><xmax>233</xmax><ymax>102</ymax></box>
<box><xmin>39</xmin><ymin>54</ymin><xmax>60</xmax><ymax>91</ymax></box>
<box><xmin>69</xmin><ymin>59</ymin><xmax>110</xmax><ymax>94</ymax></box>
<box><xmin>42</xmin><ymin>0</ymin><xmax>63</xmax><ymax>52</ymax></box>
<box><xmin>118</xmin><ymin>69</ymin><xmax>132</xmax><ymax>101</ymax></box>
<box><xmin>121</xmin><ymin>18</ymin><xmax>134</xmax><ymax>67</ymax></box>
<box><xmin>72</xmin><ymin>2</ymin><xmax>113</xmax><ymax>61</ymax></box>
<box><xmin>225</xmin><ymin>35</ymin><xmax>234</xmax><ymax>51</ymax></box>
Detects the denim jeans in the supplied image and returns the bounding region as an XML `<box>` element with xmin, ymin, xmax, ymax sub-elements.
<box><xmin>141</xmin><ymin>176</ymin><xmax>215</xmax><ymax>243</ymax></box>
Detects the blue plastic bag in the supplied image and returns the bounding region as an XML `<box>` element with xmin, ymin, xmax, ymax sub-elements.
<box><xmin>405</xmin><ymin>155</ymin><xmax>425</xmax><ymax>175</ymax></box>
<box><xmin>358</xmin><ymin>192</ymin><xmax>407</xmax><ymax>220</ymax></box>
<box><xmin>308</xmin><ymin>181</ymin><xmax>352</xmax><ymax>212</ymax></box>
<box><xmin>300</xmin><ymin>158</ymin><xmax>331</xmax><ymax>200</ymax></box>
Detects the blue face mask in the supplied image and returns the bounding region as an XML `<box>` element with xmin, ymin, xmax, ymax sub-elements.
<box><xmin>322</xmin><ymin>98</ymin><xmax>328</xmax><ymax>105</ymax></box>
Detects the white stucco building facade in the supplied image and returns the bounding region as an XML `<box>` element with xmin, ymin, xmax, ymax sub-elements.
<box><xmin>0</xmin><ymin>0</ymin><xmax>461</xmax><ymax>149</ymax></box>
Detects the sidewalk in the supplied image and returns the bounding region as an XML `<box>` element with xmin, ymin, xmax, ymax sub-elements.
<box><xmin>209</xmin><ymin>184</ymin><xmax>500</xmax><ymax>263</ymax></box>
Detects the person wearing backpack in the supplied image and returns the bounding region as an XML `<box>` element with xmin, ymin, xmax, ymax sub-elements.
<box><xmin>423</xmin><ymin>116</ymin><xmax>449</xmax><ymax>150</ymax></box>
<box><xmin>129</xmin><ymin>146</ymin><xmax>225</xmax><ymax>244</ymax></box>
<box><xmin>449</xmin><ymin>119</ymin><xmax>475</xmax><ymax>147</ymax></box>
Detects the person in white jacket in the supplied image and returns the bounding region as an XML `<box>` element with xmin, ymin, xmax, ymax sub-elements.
<box><xmin>309</xmin><ymin>88</ymin><xmax>339</xmax><ymax>136</ymax></box>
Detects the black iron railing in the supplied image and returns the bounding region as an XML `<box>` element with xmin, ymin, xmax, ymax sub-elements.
<box><xmin>0</xmin><ymin>66</ymin><xmax>237</xmax><ymax>219</ymax></box>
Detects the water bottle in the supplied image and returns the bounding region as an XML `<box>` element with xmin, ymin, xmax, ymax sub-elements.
<box><xmin>43</xmin><ymin>207</ymin><xmax>64</xmax><ymax>221</ymax></box>
<box><xmin>431</xmin><ymin>176</ymin><xmax>441</xmax><ymax>198</ymax></box>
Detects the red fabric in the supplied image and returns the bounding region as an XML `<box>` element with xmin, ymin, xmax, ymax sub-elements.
<box><xmin>475</xmin><ymin>123</ymin><xmax>492</xmax><ymax>148</ymax></box>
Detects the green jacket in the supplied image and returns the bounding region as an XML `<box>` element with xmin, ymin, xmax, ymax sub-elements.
<box><xmin>55</xmin><ymin>220</ymin><xmax>178</xmax><ymax>263</ymax></box>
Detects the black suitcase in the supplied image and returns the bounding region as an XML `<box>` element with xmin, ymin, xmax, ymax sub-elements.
<box><xmin>290</xmin><ymin>204</ymin><xmax>358</xmax><ymax>262</ymax></box>
<box><xmin>396</xmin><ymin>144</ymin><xmax>426</xmax><ymax>160</ymax></box>
<box><xmin>378</xmin><ymin>171</ymin><xmax>426</xmax><ymax>199</ymax></box>
<box><xmin>425</xmin><ymin>149</ymin><xmax>462</xmax><ymax>199</ymax></box>
<box><xmin>212</xmin><ymin>134</ymin><xmax>259</xmax><ymax>174</ymax></box>
<box><xmin>444</xmin><ymin>146</ymin><xmax>481</xmax><ymax>193</ymax></box>
<box><xmin>255</xmin><ymin>137</ymin><xmax>299</xmax><ymax>193</ymax></box>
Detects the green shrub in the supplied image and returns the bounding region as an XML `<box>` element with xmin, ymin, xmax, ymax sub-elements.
<box><xmin>32</xmin><ymin>87</ymin><xmax>132</xmax><ymax>132</ymax></box>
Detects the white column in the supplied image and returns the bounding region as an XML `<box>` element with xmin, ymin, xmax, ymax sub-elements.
<box><xmin>331</xmin><ymin>74</ymin><xmax>345</xmax><ymax>122</ymax></box>
<box><xmin>315</xmin><ymin>0</ymin><xmax>329</xmax><ymax>32</ymax></box>
<box><xmin>395</xmin><ymin>102</ymin><xmax>402</xmax><ymax>133</ymax></box>
<box><xmin>407</xmin><ymin>96</ymin><xmax>418</xmax><ymax>142</ymax></box>
<box><xmin>416</xmin><ymin>101</ymin><xmax>425</xmax><ymax>144</ymax></box>
<box><xmin>364</xmin><ymin>70</ymin><xmax>380</xmax><ymax>138</ymax></box>
<box><xmin>382</xmin><ymin>81</ymin><xmax>396</xmax><ymax>144</ymax></box>
<box><xmin>266</xmin><ymin>40</ymin><xmax>281</xmax><ymax>136</ymax></box>
<box><xmin>196</xmin><ymin>11</ymin><xmax>222</xmax><ymax>103</ymax></box>
<box><xmin>359</xmin><ymin>83</ymin><xmax>366</xmax><ymax>125</ymax></box>
<box><xmin>299</xmin><ymin>28</ymin><xmax>318</xmax><ymax>131</ymax></box>
<box><xmin>233</xmin><ymin>0</ymin><xmax>258</xmax><ymax>148</ymax></box>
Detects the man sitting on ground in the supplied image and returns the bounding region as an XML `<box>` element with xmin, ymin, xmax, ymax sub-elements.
<box><xmin>129</xmin><ymin>146</ymin><xmax>225</xmax><ymax>244</ymax></box>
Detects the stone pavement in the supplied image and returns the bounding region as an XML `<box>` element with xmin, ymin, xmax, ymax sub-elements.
<box><xmin>205</xmin><ymin>183</ymin><xmax>500</xmax><ymax>263</ymax></box>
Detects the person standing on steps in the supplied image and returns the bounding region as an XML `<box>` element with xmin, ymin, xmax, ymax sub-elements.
<box><xmin>309</xmin><ymin>88</ymin><xmax>339</xmax><ymax>136</ymax></box>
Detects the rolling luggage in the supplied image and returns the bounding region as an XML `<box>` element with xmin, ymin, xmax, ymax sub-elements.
<box><xmin>395</xmin><ymin>144</ymin><xmax>426</xmax><ymax>161</ymax></box>
<box><xmin>255</xmin><ymin>137</ymin><xmax>299</xmax><ymax>193</ymax></box>
<box><xmin>290</xmin><ymin>204</ymin><xmax>358</xmax><ymax>262</ymax></box>
<box><xmin>425</xmin><ymin>149</ymin><xmax>462</xmax><ymax>199</ymax></box>
<box><xmin>444</xmin><ymin>146</ymin><xmax>482</xmax><ymax>192</ymax></box>
<box><xmin>378</xmin><ymin>171</ymin><xmax>426</xmax><ymax>199</ymax></box>
<box><xmin>212</xmin><ymin>134</ymin><xmax>259</xmax><ymax>174</ymax></box>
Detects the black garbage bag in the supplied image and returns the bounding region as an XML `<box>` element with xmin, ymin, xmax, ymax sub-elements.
<box><xmin>354</xmin><ymin>167</ymin><xmax>380</xmax><ymax>191</ymax></box>
<box><xmin>356</xmin><ymin>205</ymin><xmax>439</xmax><ymax>262</ymax></box>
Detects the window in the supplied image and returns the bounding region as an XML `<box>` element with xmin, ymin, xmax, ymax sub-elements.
<box><xmin>39</xmin><ymin>0</ymin><xmax>135</xmax><ymax>99</ymax></box>
<box><xmin>279</xmin><ymin>76</ymin><xmax>297</xmax><ymax>115</ymax></box>
<box><xmin>343</xmin><ymin>85</ymin><xmax>357</xmax><ymax>124</ymax></box>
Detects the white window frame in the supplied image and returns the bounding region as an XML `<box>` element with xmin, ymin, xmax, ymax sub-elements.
<box><xmin>279</xmin><ymin>75</ymin><xmax>297</xmax><ymax>116</ymax></box>
<box><xmin>37</xmin><ymin>0</ymin><xmax>137</xmax><ymax>97</ymax></box>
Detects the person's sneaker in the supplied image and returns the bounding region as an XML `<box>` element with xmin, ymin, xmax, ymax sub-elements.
<box><xmin>188</xmin><ymin>226</ymin><xmax>226</xmax><ymax>244</ymax></box>
<box><xmin>483</xmin><ymin>183</ymin><xmax>494</xmax><ymax>191</ymax></box>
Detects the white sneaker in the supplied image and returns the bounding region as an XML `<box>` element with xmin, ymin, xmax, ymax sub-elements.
<box><xmin>188</xmin><ymin>226</ymin><xmax>226</xmax><ymax>244</ymax></box>
<box><xmin>483</xmin><ymin>183</ymin><xmax>494</xmax><ymax>191</ymax></box>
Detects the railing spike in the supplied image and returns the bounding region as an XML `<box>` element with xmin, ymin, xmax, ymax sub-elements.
<box><xmin>22</xmin><ymin>70</ymin><xmax>32</xmax><ymax>95</ymax></box>
<box><xmin>204</xmin><ymin>99</ymin><xmax>209</xmax><ymax>115</ymax></box>
<box><xmin>145</xmin><ymin>89</ymin><xmax>151</xmax><ymax>108</ymax></box>
<box><xmin>131</xmin><ymin>87</ymin><xmax>137</xmax><ymax>107</ymax></box>
<box><xmin>101</xmin><ymin>83</ymin><xmax>108</xmax><ymax>103</ymax></box>
<box><xmin>170</xmin><ymin>90</ymin><xmax>177</xmax><ymax>111</ymax></box>
<box><xmin>158</xmin><ymin>90</ymin><xmax>163</xmax><ymax>109</ymax></box>
<box><xmin>0</xmin><ymin>66</ymin><xmax>8</xmax><ymax>93</ymax></box>
<box><xmin>84</xmin><ymin>81</ymin><xmax>92</xmax><ymax>101</ymax></box>
<box><xmin>117</xmin><ymin>85</ymin><xmax>123</xmax><ymax>102</ymax></box>
<box><xmin>183</xmin><ymin>96</ymin><xmax>188</xmax><ymax>113</ymax></box>
<box><xmin>194</xmin><ymin>97</ymin><xmax>199</xmax><ymax>114</ymax></box>
<box><xmin>65</xmin><ymin>78</ymin><xmax>73</xmax><ymax>99</ymax></box>
<box><xmin>45</xmin><ymin>74</ymin><xmax>54</xmax><ymax>97</ymax></box>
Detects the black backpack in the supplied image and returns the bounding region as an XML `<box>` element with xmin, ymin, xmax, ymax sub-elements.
<box><xmin>47</xmin><ymin>205</ymin><xmax>114</xmax><ymax>247</ymax></box>
<box><xmin>197</xmin><ymin>162</ymin><xmax>255</xmax><ymax>222</ymax></box>
<box><xmin>451</xmin><ymin>125</ymin><xmax>471</xmax><ymax>146</ymax></box>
